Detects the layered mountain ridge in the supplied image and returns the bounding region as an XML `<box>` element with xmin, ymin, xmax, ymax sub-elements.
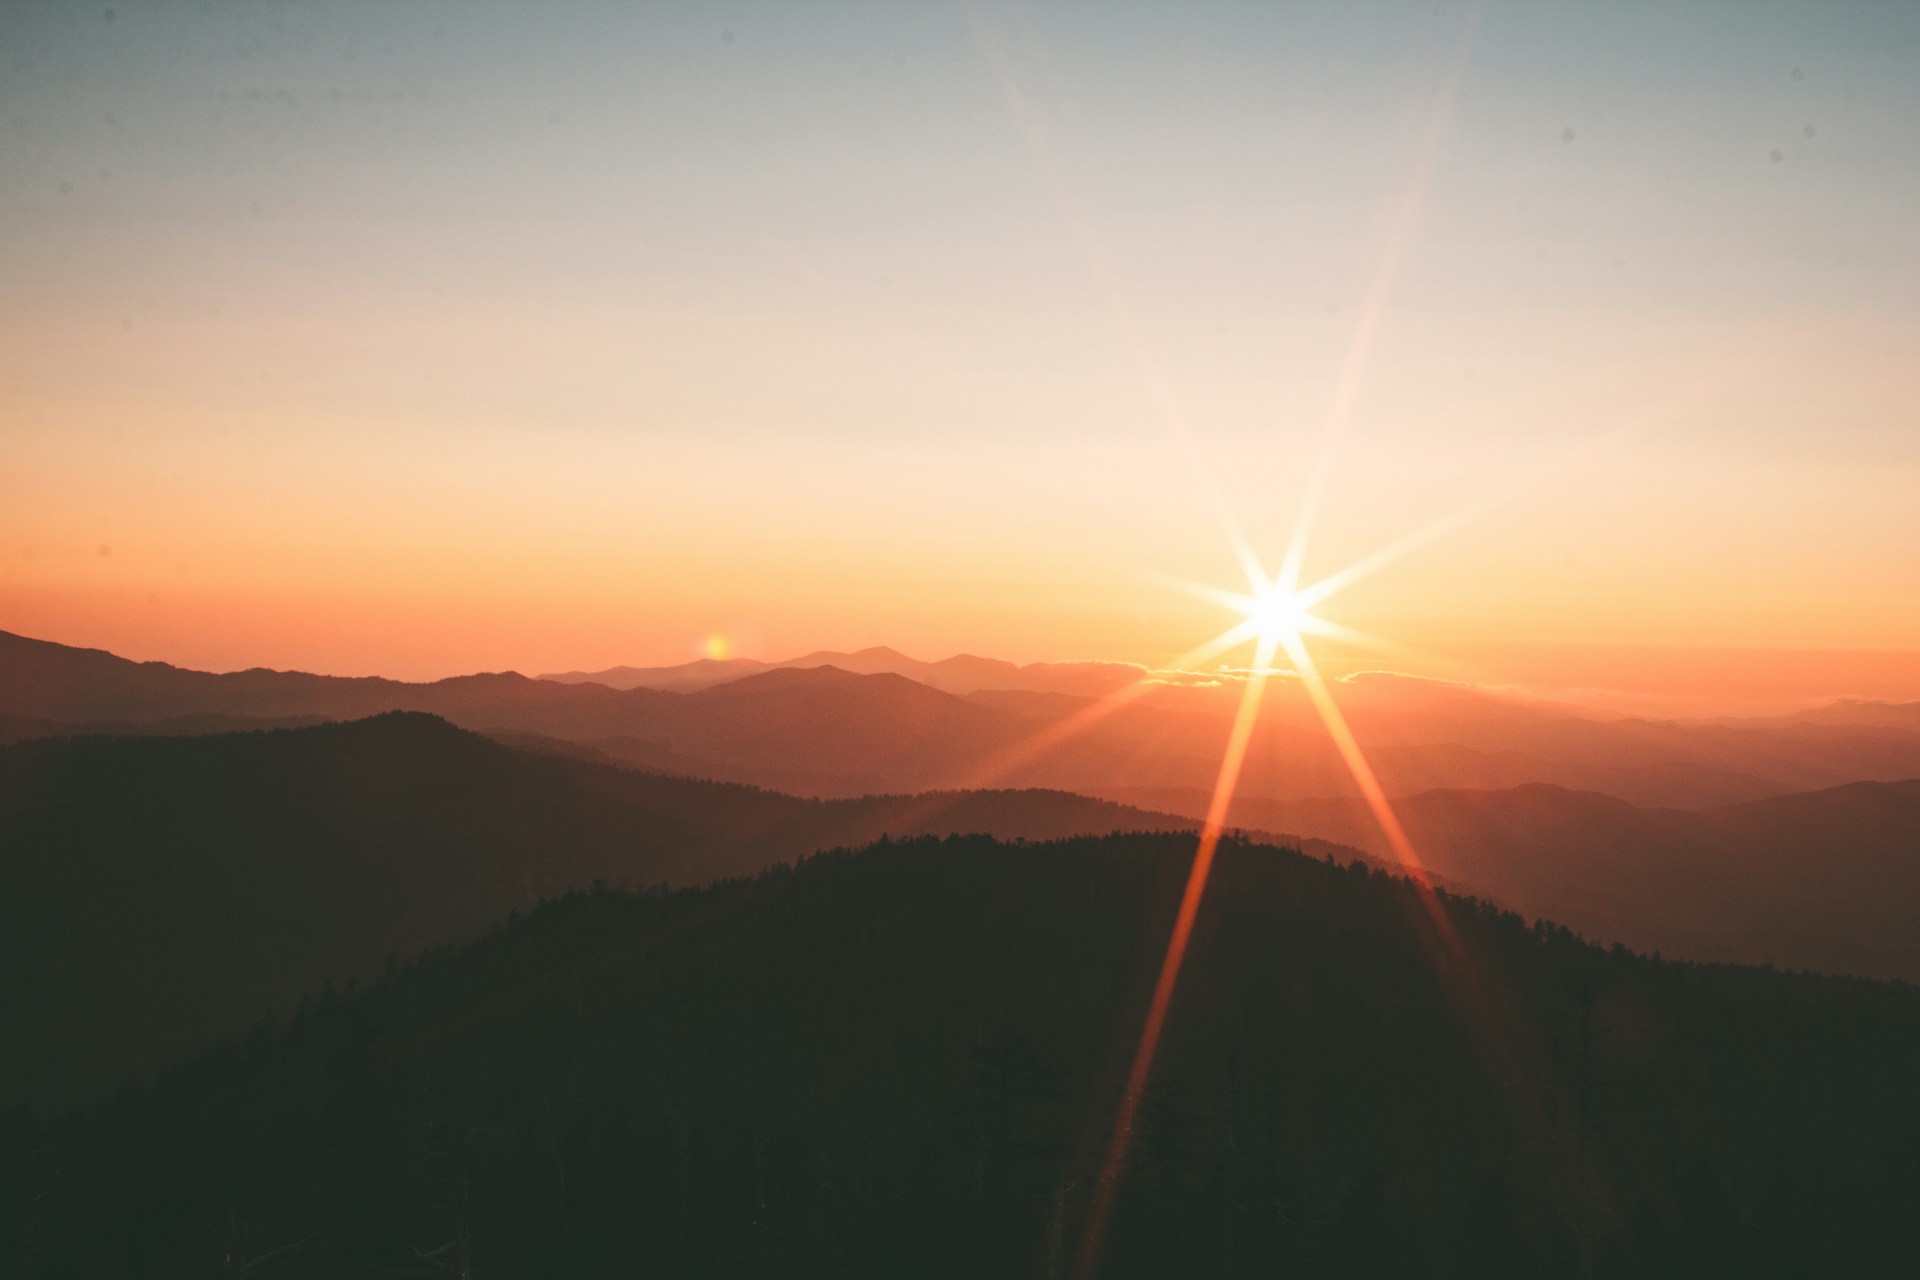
<box><xmin>9</xmin><ymin>628</ymin><xmax>1920</xmax><ymax>807</ymax></box>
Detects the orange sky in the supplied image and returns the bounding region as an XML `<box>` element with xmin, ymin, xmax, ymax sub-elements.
<box><xmin>3</xmin><ymin>3</ymin><xmax>1917</xmax><ymax>711</ymax></box>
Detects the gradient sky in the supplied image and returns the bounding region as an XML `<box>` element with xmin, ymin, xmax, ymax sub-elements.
<box><xmin>3</xmin><ymin>1</ymin><xmax>1917</xmax><ymax>706</ymax></box>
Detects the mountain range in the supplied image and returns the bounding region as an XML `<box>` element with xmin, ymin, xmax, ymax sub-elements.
<box><xmin>8</xmin><ymin>703</ymin><xmax>1920</xmax><ymax>1116</ymax></box>
<box><xmin>9</xmin><ymin>628</ymin><xmax>1920</xmax><ymax>809</ymax></box>
<box><xmin>538</xmin><ymin>644</ymin><xmax>1147</xmax><ymax>697</ymax></box>
<box><xmin>6</xmin><ymin>628</ymin><xmax>1920</xmax><ymax>1273</ymax></box>
<box><xmin>7</xmin><ymin>626</ymin><xmax>1920</xmax><ymax>999</ymax></box>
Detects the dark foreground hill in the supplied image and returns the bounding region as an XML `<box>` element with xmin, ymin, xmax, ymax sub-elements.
<box><xmin>5</xmin><ymin>833</ymin><xmax>1918</xmax><ymax>1278</ymax></box>
<box><xmin>0</xmin><ymin>714</ymin><xmax>1273</xmax><ymax>1109</ymax></box>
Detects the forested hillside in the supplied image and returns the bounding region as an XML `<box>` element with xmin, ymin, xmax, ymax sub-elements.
<box><xmin>6</xmin><ymin>833</ymin><xmax>1917</xmax><ymax>1278</ymax></box>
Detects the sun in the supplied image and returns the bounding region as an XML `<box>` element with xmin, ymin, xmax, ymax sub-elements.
<box><xmin>1190</xmin><ymin>565</ymin><xmax>1333</xmax><ymax>660</ymax></box>
<box><xmin>1243</xmin><ymin>581</ymin><xmax>1317</xmax><ymax>650</ymax></box>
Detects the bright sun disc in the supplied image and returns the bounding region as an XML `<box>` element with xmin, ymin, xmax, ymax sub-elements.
<box><xmin>1244</xmin><ymin>583</ymin><xmax>1315</xmax><ymax>647</ymax></box>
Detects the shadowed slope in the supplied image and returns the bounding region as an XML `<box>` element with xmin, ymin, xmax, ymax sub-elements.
<box><xmin>0</xmin><ymin>713</ymin><xmax>1267</xmax><ymax>1109</ymax></box>
<box><xmin>1119</xmin><ymin>780</ymin><xmax>1920</xmax><ymax>980</ymax></box>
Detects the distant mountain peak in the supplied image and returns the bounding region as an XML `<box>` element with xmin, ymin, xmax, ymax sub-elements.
<box><xmin>844</xmin><ymin>645</ymin><xmax>916</xmax><ymax>661</ymax></box>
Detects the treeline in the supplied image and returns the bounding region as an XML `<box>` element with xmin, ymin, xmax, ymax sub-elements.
<box><xmin>5</xmin><ymin>832</ymin><xmax>1919</xmax><ymax>1277</ymax></box>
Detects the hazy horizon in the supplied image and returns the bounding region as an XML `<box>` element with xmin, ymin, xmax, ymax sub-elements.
<box><xmin>11</xmin><ymin>621</ymin><xmax>1920</xmax><ymax>720</ymax></box>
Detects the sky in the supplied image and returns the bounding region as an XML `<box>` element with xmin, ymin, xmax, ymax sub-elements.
<box><xmin>2</xmin><ymin>0</ymin><xmax>1917</xmax><ymax>707</ymax></box>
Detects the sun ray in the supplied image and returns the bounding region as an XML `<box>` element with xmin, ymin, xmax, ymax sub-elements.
<box><xmin>856</xmin><ymin>617</ymin><xmax>1269</xmax><ymax>845</ymax></box>
<box><xmin>1293</xmin><ymin>417</ymin><xmax>1656</xmax><ymax>616</ymax></box>
<box><xmin>1273</xmin><ymin>627</ymin><xmax>1550</xmax><ymax>1161</ymax></box>
<box><xmin>1147</xmin><ymin>569</ymin><xmax>1264</xmax><ymax>618</ymax></box>
<box><xmin>1072</xmin><ymin>539</ymin><xmax>1504</xmax><ymax>1277</ymax></box>
<box><xmin>1223</xmin><ymin>520</ymin><xmax>1274</xmax><ymax>600</ymax></box>
<box><xmin>1290</xmin><ymin>616</ymin><xmax>1485</xmax><ymax>686</ymax></box>
<box><xmin>946</xmin><ymin>617</ymin><xmax>1265</xmax><ymax>786</ymax></box>
<box><xmin>969</xmin><ymin>11</ymin><xmax>1568</xmax><ymax>1274</ymax></box>
<box><xmin>1074</xmin><ymin>631</ymin><xmax>1280</xmax><ymax>1280</ymax></box>
<box><xmin>1079</xmin><ymin>516</ymin><xmax>1569</xmax><ymax>1279</ymax></box>
<box><xmin>1278</xmin><ymin>632</ymin><xmax>1431</xmax><ymax>879</ymax></box>
<box><xmin>1276</xmin><ymin>5</ymin><xmax>1485</xmax><ymax>605</ymax></box>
